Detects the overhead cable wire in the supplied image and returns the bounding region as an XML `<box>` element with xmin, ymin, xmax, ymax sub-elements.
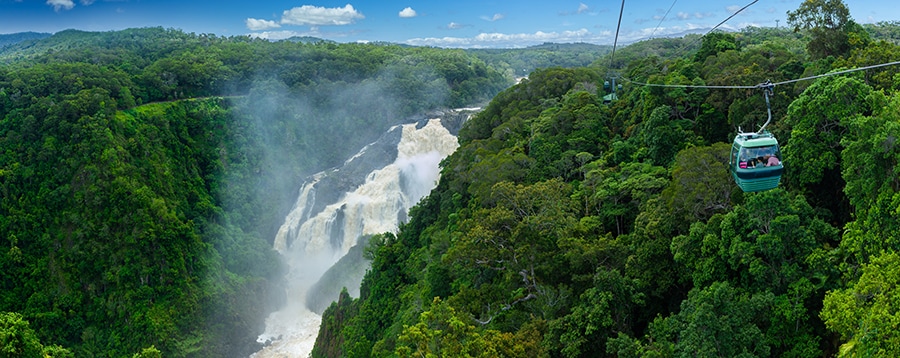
<box><xmin>770</xmin><ymin>60</ymin><xmax>900</xmax><ymax>86</ymax></box>
<box><xmin>620</xmin><ymin>78</ymin><xmax>757</xmax><ymax>89</ymax></box>
<box><xmin>649</xmin><ymin>0</ymin><xmax>679</xmax><ymax>39</ymax></box>
<box><xmin>628</xmin><ymin>0</ymin><xmax>757</xmax><ymax>82</ymax></box>
<box><xmin>609</xmin><ymin>0</ymin><xmax>627</xmax><ymax>69</ymax></box>
<box><xmin>678</xmin><ymin>0</ymin><xmax>759</xmax><ymax>56</ymax></box>
<box><xmin>620</xmin><ymin>59</ymin><xmax>900</xmax><ymax>90</ymax></box>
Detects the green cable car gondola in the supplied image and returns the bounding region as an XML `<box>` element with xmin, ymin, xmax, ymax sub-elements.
<box><xmin>730</xmin><ymin>131</ymin><xmax>783</xmax><ymax>192</ymax></box>
<box><xmin>728</xmin><ymin>82</ymin><xmax>783</xmax><ymax>192</ymax></box>
<box><xmin>602</xmin><ymin>77</ymin><xmax>623</xmax><ymax>103</ymax></box>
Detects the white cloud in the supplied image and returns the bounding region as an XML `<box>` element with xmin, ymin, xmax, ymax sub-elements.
<box><xmin>80</xmin><ymin>0</ymin><xmax>94</xmax><ymax>5</ymax></box>
<box><xmin>246</xmin><ymin>18</ymin><xmax>281</xmax><ymax>31</ymax></box>
<box><xmin>561</xmin><ymin>3</ymin><xmax>593</xmax><ymax>16</ymax></box>
<box><xmin>577</xmin><ymin>3</ymin><xmax>590</xmax><ymax>14</ymax></box>
<box><xmin>684</xmin><ymin>22</ymin><xmax>711</xmax><ymax>31</ymax></box>
<box><xmin>448</xmin><ymin>22</ymin><xmax>465</xmax><ymax>29</ymax></box>
<box><xmin>481</xmin><ymin>13</ymin><xmax>504</xmax><ymax>22</ymax></box>
<box><xmin>725</xmin><ymin>4</ymin><xmax>753</xmax><ymax>15</ymax></box>
<box><xmin>680</xmin><ymin>12</ymin><xmax>713</xmax><ymax>20</ymax></box>
<box><xmin>281</xmin><ymin>4</ymin><xmax>364</xmax><ymax>26</ymax></box>
<box><xmin>249</xmin><ymin>30</ymin><xmax>305</xmax><ymax>40</ymax></box>
<box><xmin>46</xmin><ymin>0</ymin><xmax>74</xmax><ymax>11</ymax></box>
<box><xmin>725</xmin><ymin>5</ymin><xmax>756</xmax><ymax>16</ymax></box>
<box><xmin>405</xmin><ymin>28</ymin><xmax>592</xmax><ymax>48</ymax></box>
<box><xmin>404</xmin><ymin>10</ymin><xmax>775</xmax><ymax>48</ymax></box>
<box><xmin>249</xmin><ymin>27</ymin><xmax>363</xmax><ymax>41</ymax></box>
<box><xmin>631</xmin><ymin>22</ymin><xmax>713</xmax><ymax>40</ymax></box>
<box><xmin>399</xmin><ymin>7</ymin><xmax>417</xmax><ymax>18</ymax></box>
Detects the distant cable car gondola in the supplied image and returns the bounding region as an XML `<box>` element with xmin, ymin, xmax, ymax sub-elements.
<box><xmin>603</xmin><ymin>77</ymin><xmax>622</xmax><ymax>103</ymax></box>
<box><xmin>729</xmin><ymin>82</ymin><xmax>783</xmax><ymax>192</ymax></box>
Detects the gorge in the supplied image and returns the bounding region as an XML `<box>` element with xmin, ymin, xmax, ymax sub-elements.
<box><xmin>252</xmin><ymin>110</ymin><xmax>472</xmax><ymax>357</ymax></box>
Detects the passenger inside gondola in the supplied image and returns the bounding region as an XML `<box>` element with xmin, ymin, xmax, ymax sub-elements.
<box><xmin>739</xmin><ymin>148</ymin><xmax>750</xmax><ymax>168</ymax></box>
<box><xmin>739</xmin><ymin>146</ymin><xmax>781</xmax><ymax>169</ymax></box>
<box><xmin>765</xmin><ymin>153</ymin><xmax>780</xmax><ymax>166</ymax></box>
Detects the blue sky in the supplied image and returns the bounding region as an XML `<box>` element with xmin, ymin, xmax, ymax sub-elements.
<box><xmin>1</xmin><ymin>0</ymin><xmax>896</xmax><ymax>48</ymax></box>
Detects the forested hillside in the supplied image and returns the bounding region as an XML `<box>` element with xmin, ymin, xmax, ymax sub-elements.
<box><xmin>467</xmin><ymin>43</ymin><xmax>611</xmax><ymax>79</ymax></box>
<box><xmin>314</xmin><ymin>1</ymin><xmax>900</xmax><ymax>357</ymax></box>
<box><xmin>0</xmin><ymin>27</ymin><xmax>511</xmax><ymax>357</ymax></box>
<box><xmin>0</xmin><ymin>32</ymin><xmax>50</xmax><ymax>50</ymax></box>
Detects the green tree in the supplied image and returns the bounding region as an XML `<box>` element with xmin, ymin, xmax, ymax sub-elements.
<box><xmin>446</xmin><ymin>179</ymin><xmax>576</xmax><ymax>322</ymax></box>
<box><xmin>672</xmin><ymin>189</ymin><xmax>838</xmax><ymax>292</ymax></box>
<box><xmin>786</xmin><ymin>0</ymin><xmax>856</xmax><ymax>59</ymax></box>
<box><xmin>782</xmin><ymin>75</ymin><xmax>881</xmax><ymax>223</ymax></box>
<box><xmin>640</xmin><ymin>105</ymin><xmax>696</xmax><ymax>166</ymax></box>
<box><xmin>839</xmin><ymin>94</ymin><xmax>900</xmax><ymax>264</ymax></box>
<box><xmin>132</xmin><ymin>346</ymin><xmax>163</xmax><ymax>358</ymax></box>
<box><xmin>663</xmin><ymin>143</ymin><xmax>734</xmax><ymax>225</ymax></box>
<box><xmin>610</xmin><ymin>284</ymin><xmax>775</xmax><ymax>358</ymax></box>
<box><xmin>395</xmin><ymin>298</ymin><xmax>545</xmax><ymax>358</ymax></box>
<box><xmin>547</xmin><ymin>269</ymin><xmax>643</xmax><ymax>357</ymax></box>
<box><xmin>664</xmin><ymin>282</ymin><xmax>773</xmax><ymax>358</ymax></box>
<box><xmin>822</xmin><ymin>252</ymin><xmax>900</xmax><ymax>357</ymax></box>
<box><xmin>671</xmin><ymin>190</ymin><xmax>839</xmax><ymax>356</ymax></box>
<box><xmin>694</xmin><ymin>32</ymin><xmax>738</xmax><ymax>63</ymax></box>
<box><xmin>582</xmin><ymin>161</ymin><xmax>668</xmax><ymax>235</ymax></box>
<box><xmin>837</xmin><ymin>40</ymin><xmax>900</xmax><ymax>92</ymax></box>
<box><xmin>0</xmin><ymin>312</ymin><xmax>72</xmax><ymax>358</ymax></box>
<box><xmin>0</xmin><ymin>312</ymin><xmax>43</xmax><ymax>358</ymax></box>
<box><xmin>529</xmin><ymin>90</ymin><xmax>608</xmax><ymax>180</ymax></box>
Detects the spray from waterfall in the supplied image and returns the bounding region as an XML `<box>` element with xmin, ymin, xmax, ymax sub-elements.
<box><xmin>252</xmin><ymin>118</ymin><xmax>461</xmax><ymax>357</ymax></box>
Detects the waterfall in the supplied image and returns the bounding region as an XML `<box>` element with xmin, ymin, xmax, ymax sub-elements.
<box><xmin>252</xmin><ymin>118</ymin><xmax>461</xmax><ymax>357</ymax></box>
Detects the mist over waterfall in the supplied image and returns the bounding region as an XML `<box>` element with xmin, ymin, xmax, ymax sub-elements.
<box><xmin>252</xmin><ymin>116</ymin><xmax>464</xmax><ymax>357</ymax></box>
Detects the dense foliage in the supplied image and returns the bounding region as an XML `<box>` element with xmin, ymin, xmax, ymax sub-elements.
<box><xmin>0</xmin><ymin>312</ymin><xmax>71</xmax><ymax>357</ymax></box>
<box><xmin>0</xmin><ymin>28</ymin><xmax>510</xmax><ymax>357</ymax></box>
<box><xmin>467</xmin><ymin>43</ymin><xmax>612</xmax><ymax>79</ymax></box>
<box><xmin>0</xmin><ymin>32</ymin><xmax>50</xmax><ymax>50</ymax></box>
<box><xmin>314</xmin><ymin>6</ymin><xmax>900</xmax><ymax>358</ymax></box>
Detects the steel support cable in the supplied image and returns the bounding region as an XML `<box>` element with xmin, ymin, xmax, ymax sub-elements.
<box><xmin>609</xmin><ymin>0</ymin><xmax>627</xmax><ymax>69</ymax></box>
<box><xmin>681</xmin><ymin>0</ymin><xmax>759</xmax><ymax>53</ymax></box>
<box><xmin>771</xmin><ymin>60</ymin><xmax>900</xmax><ymax>86</ymax></box>
<box><xmin>629</xmin><ymin>0</ymin><xmax>757</xmax><ymax>84</ymax></box>
<box><xmin>620</xmin><ymin>59</ymin><xmax>900</xmax><ymax>90</ymax></box>
<box><xmin>619</xmin><ymin>77</ymin><xmax>757</xmax><ymax>89</ymax></box>
<box><xmin>649</xmin><ymin>0</ymin><xmax>679</xmax><ymax>39</ymax></box>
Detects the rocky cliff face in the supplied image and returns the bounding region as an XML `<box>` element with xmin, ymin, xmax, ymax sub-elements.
<box><xmin>254</xmin><ymin>108</ymin><xmax>478</xmax><ymax>358</ymax></box>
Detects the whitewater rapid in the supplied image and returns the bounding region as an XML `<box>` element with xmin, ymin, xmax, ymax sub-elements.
<box><xmin>252</xmin><ymin>118</ymin><xmax>459</xmax><ymax>357</ymax></box>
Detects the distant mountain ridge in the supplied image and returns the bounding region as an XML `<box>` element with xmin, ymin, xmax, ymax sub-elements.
<box><xmin>0</xmin><ymin>29</ymin><xmax>123</xmax><ymax>61</ymax></box>
<box><xmin>0</xmin><ymin>31</ymin><xmax>51</xmax><ymax>49</ymax></box>
<box><xmin>283</xmin><ymin>36</ymin><xmax>335</xmax><ymax>44</ymax></box>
